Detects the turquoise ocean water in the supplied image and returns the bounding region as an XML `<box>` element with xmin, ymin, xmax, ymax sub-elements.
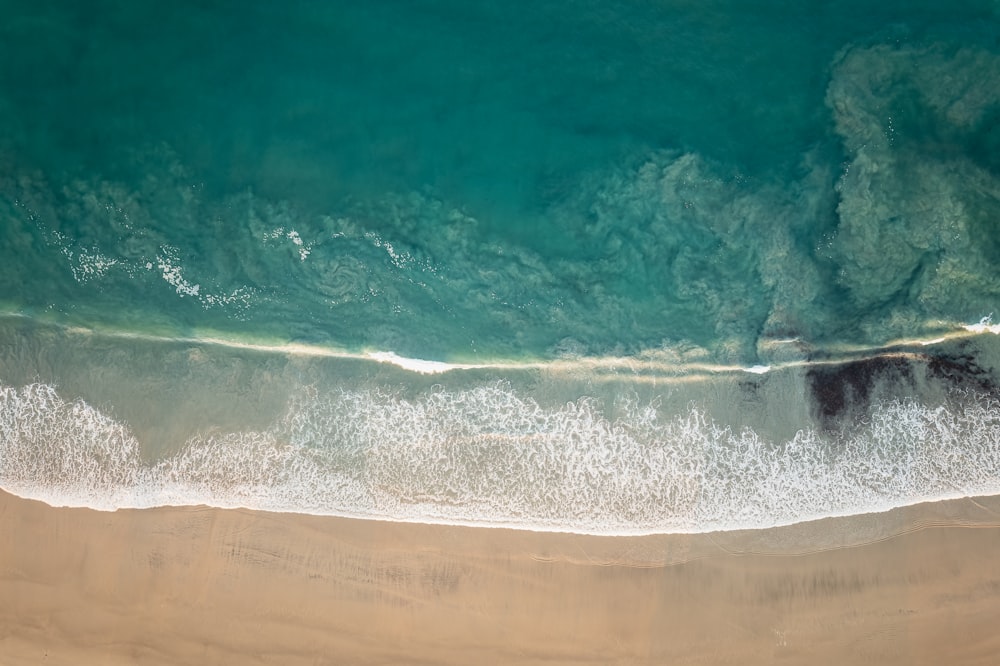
<box><xmin>1</xmin><ymin>1</ymin><xmax>1000</xmax><ymax>534</ymax></box>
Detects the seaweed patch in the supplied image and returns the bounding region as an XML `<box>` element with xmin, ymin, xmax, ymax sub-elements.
<box><xmin>807</xmin><ymin>355</ymin><xmax>914</xmax><ymax>424</ymax></box>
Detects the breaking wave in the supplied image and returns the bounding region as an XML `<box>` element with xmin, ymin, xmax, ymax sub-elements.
<box><xmin>3</xmin><ymin>379</ymin><xmax>999</xmax><ymax>535</ymax></box>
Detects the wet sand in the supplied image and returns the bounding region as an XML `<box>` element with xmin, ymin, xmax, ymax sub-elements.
<box><xmin>3</xmin><ymin>489</ymin><xmax>1000</xmax><ymax>665</ymax></box>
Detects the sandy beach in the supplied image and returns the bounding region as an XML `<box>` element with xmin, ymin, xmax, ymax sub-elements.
<box><xmin>1</xmin><ymin>490</ymin><xmax>999</xmax><ymax>664</ymax></box>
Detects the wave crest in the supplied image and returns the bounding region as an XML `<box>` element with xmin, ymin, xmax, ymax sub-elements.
<box><xmin>3</xmin><ymin>379</ymin><xmax>1000</xmax><ymax>534</ymax></box>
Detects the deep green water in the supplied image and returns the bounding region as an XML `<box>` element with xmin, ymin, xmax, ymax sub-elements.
<box><xmin>1</xmin><ymin>1</ymin><xmax>1000</xmax><ymax>533</ymax></box>
<box><xmin>3</xmin><ymin>0</ymin><xmax>998</xmax><ymax>361</ymax></box>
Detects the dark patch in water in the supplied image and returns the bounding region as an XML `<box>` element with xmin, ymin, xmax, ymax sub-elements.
<box><xmin>925</xmin><ymin>345</ymin><xmax>996</xmax><ymax>394</ymax></box>
<box><xmin>807</xmin><ymin>356</ymin><xmax>913</xmax><ymax>424</ymax></box>
<box><xmin>738</xmin><ymin>378</ymin><xmax>762</xmax><ymax>403</ymax></box>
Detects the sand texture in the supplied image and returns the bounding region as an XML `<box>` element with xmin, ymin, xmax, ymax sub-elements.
<box><xmin>3</xmin><ymin>490</ymin><xmax>1000</xmax><ymax>665</ymax></box>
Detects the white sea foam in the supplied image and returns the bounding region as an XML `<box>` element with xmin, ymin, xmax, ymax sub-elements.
<box><xmin>0</xmin><ymin>383</ymin><xmax>146</xmax><ymax>509</ymax></box>
<box><xmin>60</xmin><ymin>246</ymin><xmax>121</xmax><ymax>283</ymax></box>
<box><xmin>264</xmin><ymin>227</ymin><xmax>313</xmax><ymax>261</ymax></box>
<box><xmin>964</xmin><ymin>315</ymin><xmax>1000</xmax><ymax>335</ymax></box>
<box><xmin>366</xmin><ymin>351</ymin><xmax>484</xmax><ymax>374</ymax></box>
<box><xmin>42</xmin><ymin>213</ymin><xmax>257</xmax><ymax>316</ymax></box>
<box><xmin>2</xmin><ymin>379</ymin><xmax>1000</xmax><ymax>534</ymax></box>
<box><xmin>153</xmin><ymin>246</ymin><xmax>257</xmax><ymax>311</ymax></box>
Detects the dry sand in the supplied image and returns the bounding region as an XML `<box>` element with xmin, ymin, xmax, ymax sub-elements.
<box><xmin>3</xmin><ymin>489</ymin><xmax>1000</xmax><ymax>665</ymax></box>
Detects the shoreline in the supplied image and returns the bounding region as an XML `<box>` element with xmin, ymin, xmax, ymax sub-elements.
<box><xmin>4</xmin><ymin>489</ymin><xmax>1000</xmax><ymax>664</ymax></box>
<box><xmin>6</xmin><ymin>485</ymin><xmax>1000</xmax><ymax>542</ymax></box>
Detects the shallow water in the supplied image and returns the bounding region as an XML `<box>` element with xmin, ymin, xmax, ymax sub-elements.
<box><xmin>1</xmin><ymin>1</ymin><xmax>999</xmax><ymax>533</ymax></box>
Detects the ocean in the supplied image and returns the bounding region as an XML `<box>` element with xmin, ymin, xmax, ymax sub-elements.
<box><xmin>1</xmin><ymin>0</ymin><xmax>999</xmax><ymax>534</ymax></box>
